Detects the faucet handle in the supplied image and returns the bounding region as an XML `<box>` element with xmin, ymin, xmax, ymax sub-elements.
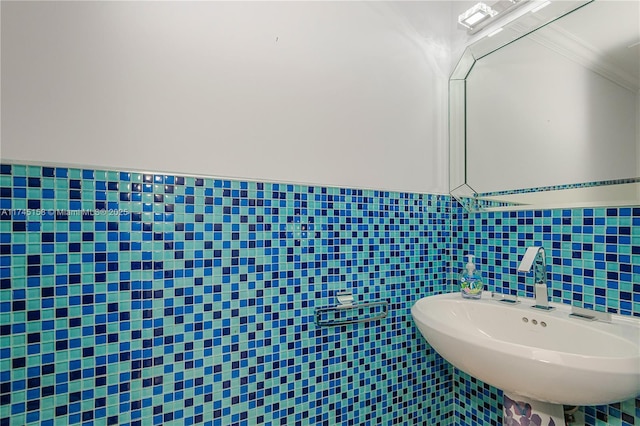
<box><xmin>569</xmin><ymin>306</ymin><xmax>611</xmax><ymax>322</ymax></box>
<box><xmin>491</xmin><ymin>292</ymin><xmax>519</xmax><ymax>304</ymax></box>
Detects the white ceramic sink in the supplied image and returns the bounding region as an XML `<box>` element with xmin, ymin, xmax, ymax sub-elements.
<box><xmin>412</xmin><ymin>292</ymin><xmax>640</xmax><ymax>406</ymax></box>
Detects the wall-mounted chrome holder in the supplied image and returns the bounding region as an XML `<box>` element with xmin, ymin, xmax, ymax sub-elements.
<box><xmin>315</xmin><ymin>291</ymin><xmax>389</xmax><ymax>327</ymax></box>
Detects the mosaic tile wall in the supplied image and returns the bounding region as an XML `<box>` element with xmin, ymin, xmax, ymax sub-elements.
<box><xmin>451</xmin><ymin>202</ymin><xmax>640</xmax><ymax>425</ymax></box>
<box><xmin>0</xmin><ymin>163</ymin><xmax>453</xmax><ymax>426</ymax></box>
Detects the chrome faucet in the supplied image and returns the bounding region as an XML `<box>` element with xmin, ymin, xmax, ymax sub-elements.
<box><xmin>517</xmin><ymin>246</ymin><xmax>554</xmax><ymax>311</ymax></box>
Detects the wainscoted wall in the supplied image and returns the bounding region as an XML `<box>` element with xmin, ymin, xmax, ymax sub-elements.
<box><xmin>451</xmin><ymin>202</ymin><xmax>640</xmax><ymax>425</ymax></box>
<box><xmin>0</xmin><ymin>163</ymin><xmax>452</xmax><ymax>426</ymax></box>
<box><xmin>1</xmin><ymin>163</ymin><xmax>638</xmax><ymax>426</ymax></box>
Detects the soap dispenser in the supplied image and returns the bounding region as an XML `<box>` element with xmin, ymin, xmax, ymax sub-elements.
<box><xmin>460</xmin><ymin>254</ymin><xmax>483</xmax><ymax>299</ymax></box>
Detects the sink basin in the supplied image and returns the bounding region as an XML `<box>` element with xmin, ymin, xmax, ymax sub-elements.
<box><xmin>412</xmin><ymin>292</ymin><xmax>640</xmax><ymax>406</ymax></box>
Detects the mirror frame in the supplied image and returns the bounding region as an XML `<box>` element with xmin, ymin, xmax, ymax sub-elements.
<box><xmin>449</xmin><ymin>0</ymin><xmax>639</xmax><ymax>212</ymax></box>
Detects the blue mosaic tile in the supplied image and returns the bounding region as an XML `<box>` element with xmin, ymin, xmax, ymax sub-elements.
<box><xmin>453</xmin><ymin>369</ymin><xmax>501</xmax><ymax>426</ymax></box>
<box><xmin>2</xmin><ymin>163</ymin><xmax>637</xmax><ymax>426</ymax></box>
<box><xmin>451</xmin><ymin>204</ymin><xmax>639</xmax><ymax>317</ymax></box>
<box><xmin>0</xmin><ymin>163</ymin><xmax>452</xmax><ymax>426</ymax></box>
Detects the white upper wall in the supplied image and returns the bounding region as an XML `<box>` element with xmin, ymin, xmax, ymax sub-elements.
<box><xmin>1</xmin><ymin>1</ymin><xmax>457</xmax><ymax>194</ymax></box>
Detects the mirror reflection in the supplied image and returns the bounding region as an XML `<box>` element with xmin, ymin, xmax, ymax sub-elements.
<box><xmin>450</xmin><ymin>0</ymin><xmax>640</xmax><ymax>211</ymax></box>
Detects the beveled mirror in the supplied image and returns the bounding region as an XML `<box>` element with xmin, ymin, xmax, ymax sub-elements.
<box><xmin>450</xmin><ymin>0</ymin><xmax>639</xmax><ymax>211</ymax></box>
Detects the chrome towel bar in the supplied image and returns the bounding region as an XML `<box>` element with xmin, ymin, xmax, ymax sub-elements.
<box><xmin>314</xmin><ymin>300</ymin><xmax>389</xmax><ymax>327</ymax></box>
